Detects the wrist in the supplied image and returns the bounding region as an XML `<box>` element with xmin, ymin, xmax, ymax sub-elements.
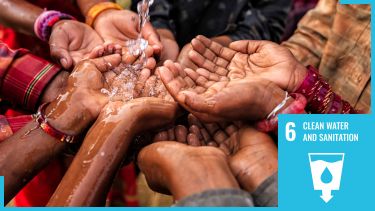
<box><xmin>291</xmin><ymin>64</ymin><xmax>308</xmax><ymax>92</ymax></box>
<box><xmin>34</xmin><ymin>10</ymin><xmax>76</xmax><ymax>41</ymax></box>
<box><xmin>86</xmin><ymin>2</ymin><xmax>122</xmax><ymax>27</ymax></box>
<box><xmin>259</xmin><ymin>85</ymin><xmax>286</xmax><ymax>119</ymax></box>
<box><xmin>45</xmin><ymin>100</ymin><xmax>91</xmax><ymax>136</ymax></box>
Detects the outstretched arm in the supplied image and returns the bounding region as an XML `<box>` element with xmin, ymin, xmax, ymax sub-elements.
<box><xmin>0</xmin><ymin>0</ymin><xmax>42</xmax><ymax>36</ymax></box>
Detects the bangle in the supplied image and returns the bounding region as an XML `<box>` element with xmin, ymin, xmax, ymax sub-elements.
<box><xmin>266</xmin><ymin>92</ymin><xmax>291</xmax><ymax>120</ymax></box>
<box><xmin>33</xmin><ymin>103</ymin><xmax>77</xmax><ymax>144</ymax></box>
<box><xmin>34</xmin><ymin>10</ymin><xmax>76</xmax><ymax>42</ymax></box>
<box><xmin>256</xmin><ymin>93</ymin><xmax>307</xmax><ymax>133</ymax></box>
<box><xmin>86</xmin><ymin>2</ymin><xmax>123</xmax><ymax>27</ymax></box>
<box><xmin>295</xmin><ymin>65</ymin><xmax>358</xmax><ymax>114</ymax></box>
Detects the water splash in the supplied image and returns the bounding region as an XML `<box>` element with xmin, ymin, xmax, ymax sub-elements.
<box><xmin>137</xmin><ymin>0</ymin><xmax>154</xmax><ymax>38</ymax></box>
<box><xmin>321</xmin><ymin>167</ymin><xmax>333</xmax><ymax>184</ymax></box>
<box><xmin>101</xmin><ymin>0</ymin><xmax>156</xmax><ymax>102</ymax></box>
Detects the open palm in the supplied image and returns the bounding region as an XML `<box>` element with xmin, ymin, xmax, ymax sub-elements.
<box><xmin>158</xmin><ymin>60</ymin><xmax>285</xmax><ymax>122</ymax></box>
<box><xmin>188</xmin><ymin>35</ymin><xmax>307</xmax><ymax>92</ymax></box>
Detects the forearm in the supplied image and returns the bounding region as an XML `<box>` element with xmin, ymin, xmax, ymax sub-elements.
<box><xmin>77</xmin><ymin>0</ymin><xmax>110</xmax><ymax>17</ymax></box>
<box><xmin>281</xmin><ymin>0</ymin><xmax>337</xmax><ymax>66</ymax></box>
<box><xmin>47</xmin><ymin>113</ymin><xmax>137</xmax><ymax>206</ymax></box>
<box><xmin>0</xmin><ymin>121</ymin><xmax>66</xmax><ymax>204</ymax></box>
<box><xmin>0</xmin><ymin>0</ymin><xmax>43</xmax><ymax>36</ymax></box>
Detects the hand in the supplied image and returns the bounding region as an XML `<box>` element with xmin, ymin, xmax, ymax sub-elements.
<box><xmin>186</xmin><ymin>115</ymin><xmax>278</xmax><ymax>193</ymax></box>
<box><xmin>45</xmin><ymin>54</ymin><xmax>122</xmax><ymax>135</ymax></box>
<box><xmin>49</xmin><ymin>20</ymin><xmax>121</xmax><ymax>69</ymax></box>
<box><xmin>176</xmin><ymin>43</ymin><xmax>199</xmax><ymax>70</ymax></box>
<box><xmin>157</xmin><ymin>29</ymin><xmax>179</xmax><ymax>64</ymax></box>
<box><xmin>158</xmin><ymin>60</ymin><xmax>286</xmax><ymax>122</ymax></box>
<box><xmin>41</xmin><ymin>71</ymin><xmax>69</xmax><ymax>103</ymax></box>
<box><xmin>189</xmin><ymin>35</ymin><xmax>307</xmax><ymax>92</ymax></box>
<box><xmin>93</xmin><ymin>9</ymin><xmax>162</xmax><ymax>55</ymax></box>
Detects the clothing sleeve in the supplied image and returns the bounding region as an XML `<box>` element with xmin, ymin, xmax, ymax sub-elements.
<box><xmin>225</xmin><ymin>0</ymin><xmax>292</xmax><ymax>43</ymax></box>
<box><xmin>174</xmin><ymin>189</ymin><xmax>255</xmax><ymax>207</ymax></box>
<box><xmin>149</xmin><ymin>0</ymin><xmax>176</xmax><ymax>35</ymax></box>
<box><xmin>0</xmin><ymin>115</ymin><xmax>33</xmax><ymax>141</ymax></box>
<box><xmin>0</xmin><ymin>42</ymin><xmax>61</xmax><ymax>111</ymax></box>
<box><xmin>252</xmin><ymin>172</ymin><xmax>278</xmax><ymax>207</ymax></box>
<box><xmin>282</xmin><ymin>0</ymin><xmax>338</xmax><ymax>67</ymax></box>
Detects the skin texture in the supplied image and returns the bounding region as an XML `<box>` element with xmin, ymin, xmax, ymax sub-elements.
<box><xmin>157</xmin><ymin>29</ymin><xmax>179</xmax><ymax>64</ymax></box>
<box><xmin>49</xmin><ymin>20</ymin><xmax>122</xmax><ymax>69</ymax></box>
<box><xmin>158</xmin><ymin>60</ymin><xmax>285</xmax><ymax>123</ymax></box>
<box><xmin>48</xmin><ymin>68</ymin><xmax>178</xmax><ymax>206</ymax></box>
<box><xmin>92</xmin><ymin>9</ymin><xmax>162</xmax><ymax>55</ymax></box>
<box><xmin>41</xmin><ymin>71</ymin><xmax>69</xmax><ymax>104</ymax></box>
<box><xmin>156</xmin><ymin>115</ymin><xmax>278</xmax><ymax>193</ymax></box>
<box><xmin>0</xmin><ymin>54</ymin><xmax>122</xmax><ymax>204</ymax></box>
<box><xmin>138</xmin><ymin>141</ymin><xmax>240</xmax><ymax>200</ymax></box>
<box><xmin>189</xmin><ymin>35</ymin><xmax>308</xmax><ymax>92</ymax></box>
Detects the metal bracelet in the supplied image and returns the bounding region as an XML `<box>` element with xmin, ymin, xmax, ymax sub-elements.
<box><xmin>266</xmin><ymin>92</ymin><xmax>291</xmax><ymax>120</ymax></box>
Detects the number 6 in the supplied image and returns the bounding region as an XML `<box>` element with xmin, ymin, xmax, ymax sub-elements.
<box><xmin>286</xmin><ymin>122</ymin><xmax>296</xmax><ymax>142</ymax></box>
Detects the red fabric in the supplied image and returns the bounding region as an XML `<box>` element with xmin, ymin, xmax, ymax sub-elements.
<box><xmin>14</xmin><ymin>159</ymin><xmax>65</xmax><ymax>207</ymax></box>
<box><xmin>0</xmin><ymin>42</ymin><xmax>61</xmax><ymax>111</ymax></box>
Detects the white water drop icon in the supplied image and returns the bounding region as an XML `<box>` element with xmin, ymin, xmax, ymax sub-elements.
<box><xmin>308</xmin><ymin>153</ymin><xmax>345</xmax><ymax>203</ymax></box>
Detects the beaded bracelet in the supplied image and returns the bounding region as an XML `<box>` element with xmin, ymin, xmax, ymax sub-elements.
<box><xmin>295</xmin><ymin>65</ymin><xmax>358</xmax><ymax>114</ymax></box>
<box><xmin>86</xmin><ymin>2</ymin><xmax>123</xmax><ymax>27</ymax></box>
<box><xmin>34</xmin><ymin>10</ymin><xmax>76</xmax><ymax>42</ymax></box>
<box><xmin>256</xmin><ymin>93</ymin><xmax>307</xmax><ymax>133</ymax></box>
<box><xmin>33</xmin><ymin>103</ymin><xmax>77</xmax><ymax>144</ymax></box>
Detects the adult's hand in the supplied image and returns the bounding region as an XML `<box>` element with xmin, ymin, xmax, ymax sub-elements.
<box><xmin>157</xmin><ymin>29</ymin><xmax>179</xmax><ymax>64</ymax></box>
<box><xmin>93</xmin><ymin>9</ymin><xmax>162</xmax><ymax>56</ymax></box>
<box><xmin>189</xmin><ymin>35</ymin><xmax>307</xmax><ymax>92</ymax></box>
<box><xmin>49</xmin><ymin>20</ymin><xmax>121</xmax><ymax>69</ymax></box>
<box><xmin>186</xmin><ymin>115</ymin><xmax>278</xmax><ymax>193</ymax></box>
<box><xmin>158</xmin><ymin>60</ymin><xmax>285</xmax><ymax>122</ymax></box>
<box><xmin>45</xmin><ymin>54</ymin><xmax>122</xmax><ymax>136</ymax></box>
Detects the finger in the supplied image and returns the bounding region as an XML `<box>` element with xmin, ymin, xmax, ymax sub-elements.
<box><xmin>159</xmin><ymin>65</ymin><xmax>189</xmax><ymax>102</ymax></box>
<box><xmin>142</xmin><ymin>22</ymin><xmax>162</xmax><ymax>55</ymax></box>
<box><xmin>153</xmin><ymin>131</ymin><xmax>169</xmax><ymax>142</ymax></box>
<box><xmin>229</xmin><ymin>40</ymin><xmax>266</xmax><ymax>54</ymax></box>
<box><xmin>207</xmin><ymin>141</ymin><xmax>218</xmax><ymax>147</ymax></box>
<box><xmin>49</xmin><ymin>40</ymin><xmax>73</xmax><ymax>69</ymax></box>
<box><xmin>187</xmin><ymin>114</ymin><xmax>203</xmax><ymax>128</ymax></box>
<box><xmin>90</xmin><ymin>54</ymin><xmax>122</xmax><ymax>72</ymax></box>
<box><xmin>196</xmin><ymin>35</ymin><xmax>236</xmax><ymax>61</ymax></box>
<box><xmin>134</xmin><ymin>68</ymin><xmax>151</xmax><ymax>97</ymax></box>
<box><xmin>190</xmin><ymin>40</ymin><xmax>232</xmax><ymax>71</ymax></box>
<box><xmin>189</xmin><ymin>125</ymin><xmax>203</xmax><ymax>141</ymax></box>
<box><xmin>187</xmin><ymin>133</ymin><xmax>201</xmax><ymax>146</ymax></box>
<box><xmin>167</xmin><ymin>128</ymin><xmax>176</xmax><ymax>140</ymax></box>
<box><xmin>184</xmin><ymin>68</ymin><xmax>210</xmax><ymax>88</ymax></box>
<box><xmin>175</xmin><ymin>125</ymin><xmax>188</xmax><ymax>143</ymax></box>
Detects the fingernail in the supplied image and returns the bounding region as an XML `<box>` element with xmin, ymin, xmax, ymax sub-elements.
<box><xmin>60</xmin><ymin>58</ymin><xmax>67</xmax><ymax>66</ymax></box>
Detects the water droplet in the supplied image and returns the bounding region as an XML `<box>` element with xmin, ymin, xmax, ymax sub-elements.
<box><xmin>321</xmin><ymin>167</ymin><xmax>333</xmax><ymax>184</ymax></box>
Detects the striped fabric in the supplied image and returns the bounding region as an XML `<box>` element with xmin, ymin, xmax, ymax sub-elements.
<box><xmin>0</xmin><ymin>42</ymin><xmax>61</xmax><ymax>111</ymax></box>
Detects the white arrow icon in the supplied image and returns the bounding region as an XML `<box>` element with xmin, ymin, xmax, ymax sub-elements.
<box><xmin>320</xmin><ymin>189</ymin><xmax>333</xmax><ymax>203</ymax></box>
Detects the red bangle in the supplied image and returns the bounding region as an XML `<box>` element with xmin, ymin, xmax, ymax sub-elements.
<box><xmin>34</xmin><ymin>103</ymin><xmax>77</xmax><ymax>144</ymax></box>
<box><xmin>295</xmin><ymin>65</ymin><xmax>358</xmax><ymax>114</ymax></box>
<box><xmin>256</xmin><ymin>93</ymin><xmax>307</xmax><ymax>133</ymax></box>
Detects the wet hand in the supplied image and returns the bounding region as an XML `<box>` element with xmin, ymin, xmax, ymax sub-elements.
<box><xmin>45</xmin><ymin>54</ymin><xmax>122</xmax><ymax>135</ymax></box>
<box><xmin>49</xmin><ymin>20</ymin><xmax>121</xmax><ymax>69</ymax></box>
<box><xmin>93</xmin><ymin>9</ymin><xmax>162</xmax><ymax>56</ymax></box>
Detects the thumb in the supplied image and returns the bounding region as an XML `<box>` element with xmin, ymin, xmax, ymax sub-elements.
<box><xmin>142</xmin><ymin>22</ymin><xmax>162</xmax><ymax>55</ymax></box>
<box><xmin>50</xmin><ymin>45</ymin><xmax>73</xmax><ymax>69</ymax></box>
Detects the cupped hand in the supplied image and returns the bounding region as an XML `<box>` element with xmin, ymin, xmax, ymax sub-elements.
<box><xmin>49</xmin><ymin>20</ymin><xmax>121</xmax><ymax>69</ymax></box>
<box><xmin>185</xmin><ymin>114</ymin><xmax>278</xmax><ymax>193</ymax></box>
<box><xmin>189</xmin><ymin>35</ymin><xmax>307</xmax><ymax>92</ymax></box>
<box><xmin>93</xmin><ymin>9</ymin><xmax>162</xmax><ymax>56</ymax></box>
<box><xmin>158</xmin><ymin>60</ymin><xmax>286</xmax><ymax>122</ymax></box>
<box><xmin>45</xmin><ymin>54</ymin><xmax>122</xmax><ymax>135</ymax></box>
